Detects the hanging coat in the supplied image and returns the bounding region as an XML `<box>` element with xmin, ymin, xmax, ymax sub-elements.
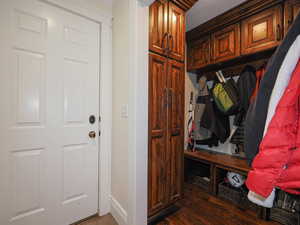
<box><xmin>246</xmin><ymin>59</ymin><xmax>300</xmax><ymax>198</ymax></box>
<box><xmin>244</xmin><ymin>13</ymin><xmax>300</xmax><ymax>165</ymax></box>
<box><xmin>234</xmin><ymin>65</ymin><xmax>256</xmax><ymax>126</ymax></box>
<box><xmin>250</xmin><ymin>65</ymin><xmax>266</xmax><ymax>103</ymax></box>
<box><xmin>201</xmin><ymin>83</ymin><xmax>230</xmax><ymax>143</ymax></box>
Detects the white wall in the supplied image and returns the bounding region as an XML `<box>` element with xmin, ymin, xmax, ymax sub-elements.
<box><xmin>112</xmin><ymin>1</ymin><xmax>150</xmax><ymax>225</ymax></box>
<box><xmin>111</xmin><ymin>0</ymin><xmax>130</xmax><ymax>224</ymax></box>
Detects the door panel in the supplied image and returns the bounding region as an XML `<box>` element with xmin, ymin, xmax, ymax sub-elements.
<box><xmin>12</xmin><ymin>49</ymin><xmax>46</xmax><ymax>126</ymax></box>
<box><xmin>148</xmin><ymin>53</ymin><xmax>168</xmax><ymax>216</ymax></box>
<box><xmin>149</xmin><ymin>0</ymin><xmax>169</xmax><ymax>56</ymax></box>
<box><xmin>0</xmin><ymin>1</ymin><xmax>100</xmax><ymax>225</ymax></box>
<box><xmin>187</xmin><ymin>36</ymin><xmax>210</xmax><ymax>70</ymax></box>
<box><xmin>168</xmin><ymin>134</ymin><xmax>183</xmax><ymax>202</ymax></box>
<box><xmin>149</xmin><ymin>53</ymin><xmax>168</xmax><ymax>134</ymax></box>
<box><xmin>0</xmin><ymin>2</ymin><xmax>51</xmax><ymax>225</ymax></box>
<box><xmin>53</xmin><ymin>6</ymin><xmax>99</xmax><ymax>224</ymax></box>
<box><xmin>212</xmin><ymin>24</ymin><xmax>240</xmax><ymax>63</ymax></box>
<box><xmin>166</xmin><ymin>59</ymin><xmax>184</xmax><ymax>203</ymax></box>
<box><xmin>168</xmin><ymin>2</ymin><xmax>185</xmax><ymax>62</ymax></box>
<box><xmin>148</xmin><ymin>137</ymin><xmax>166</xmax><ymax>216</ymax></box>
<box><xmin>241</xmin><ymin>5</ymin><xmax>283</xmax><ymax>55</ymax></box>
<box><xmin>63</xmin><ymin>59</ymin><xmax>87</xmax><ymax>124</ymax></box>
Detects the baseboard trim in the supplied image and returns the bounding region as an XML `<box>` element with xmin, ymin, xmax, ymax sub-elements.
<box><xmin>110</xmin><ymin>195</ymin><xmax>128</xmax><ymax>225</ymax></box>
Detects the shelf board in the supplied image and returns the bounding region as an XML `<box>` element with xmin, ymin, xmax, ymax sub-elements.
<box><xmin>184</xmin><ymin>149</ymin><xmax>251</xmax><ymax>173</ymax></box>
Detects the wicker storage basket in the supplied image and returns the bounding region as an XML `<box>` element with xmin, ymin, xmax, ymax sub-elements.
<box><xmin>192</xmin><ymin>176</ymin><xmax>210</xmax><ymax>192</ymax></box>
<box><xmin>218</xmin><ymin>182</ymin><xmax>243</xmax><ymax>205</ymax></box>
<box><xmin>245</xmin><ymin>198</ymin><xmax>260</xmax><ymax>213</ymax></box>
<box><xmin>270</xmin><ymin>208</ymin><xmax>298</xmax><ymax>225</ymax></box>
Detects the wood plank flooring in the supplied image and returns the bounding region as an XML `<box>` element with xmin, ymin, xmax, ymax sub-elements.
<box><xmin>78</xmin><ymin>184</ymin><xmax>280</xmax><ymax>225</ymax></box>
<box><xmin>155</xmin><ymin>183</ymin><xmax>280</xmax><ymax>225</ymax></box>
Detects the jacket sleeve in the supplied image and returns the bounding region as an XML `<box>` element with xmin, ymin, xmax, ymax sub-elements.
<box><xmin>246</xmin><ymin>88</ymin><xmax>299</xmax><ymax>198</ymax></box>
<box><xmin>246</xmin><ymin>123</ymin><xmax>296</xmax><ymax>198</ymax></box>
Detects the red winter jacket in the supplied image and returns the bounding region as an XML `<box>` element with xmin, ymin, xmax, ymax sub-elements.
<box><xmin>246</xmin><ymin>59</ymin><xmax>300</xmax><ymax>198</ymax></box>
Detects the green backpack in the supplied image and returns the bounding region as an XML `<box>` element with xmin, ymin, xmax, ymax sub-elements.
<box><xmin>212</xmin><ymin>71</ymin><xmax>239</xmax><ymax>115</ymax></box>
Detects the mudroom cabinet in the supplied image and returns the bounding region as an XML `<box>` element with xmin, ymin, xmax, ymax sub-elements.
<box><xmin>185</xmin><ymin>0</ymin><xmax>300</xmax><ymax>224</ymax></box>
<box><xmin>148</xmin><ymin>0</ymin><xmax>195</xmax><ymax>222</ymax></box>
<box><xmin>212</xmin><ymin>23</ymin><xmax>240</xmax><ymax>63</ymax></box>
<box><xmin>241</xmin><ymin>5</ymin><xmax>283</xmax><ymax>55</ymax></box>
<box><xmin>187</xmin><ymin>36</ymin><xmax>210</xmax><ymax>70</ymax></box>
<box><xmin>149</xmin><ymin>0</ymin><xmax>185</xmax><ymax>62</ymax></box>
<box><xmin>149</xmin><ymin>0</ymin><xmax>169</xmax><ymax>57</ymax></box>
<box><xmin>148</xmin><ymin>53</ymin><xmax>184</xmax><ymax>217</ymax></box>
<box><xmin>187</xmin><ymin>0</ymin><xmax>288</xmax><ymax>72</ymax></box>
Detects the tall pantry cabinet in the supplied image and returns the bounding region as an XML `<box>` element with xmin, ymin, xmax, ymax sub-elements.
<box><xmin>148</xmin><ymin>0</ymin><xmax>189</xmax><ymax>220</ymax></box>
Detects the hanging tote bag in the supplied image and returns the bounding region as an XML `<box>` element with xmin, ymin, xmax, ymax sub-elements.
<box><xmin>212</xmin><ymin>70</ymin><xmax>239</xmax><ymax>115</ymax></box>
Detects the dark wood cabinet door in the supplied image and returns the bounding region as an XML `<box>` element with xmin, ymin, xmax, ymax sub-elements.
<box><xmin>148</xmin><ymin>53</ymin><xmax>168</xmax><ymax>216</ymax></box>
<box><xmin>168</xmin><ymin>1</ymin><xmax>185</xmax><ymax>62</ymax></box>
<box><xmin>284</xmin><ymin>0</ymin><xmax>300</xmax><ymax>35</ymax></box>
<box><xmin>212</xmin><ymin>24</ymin><xmax>240</xmax><ymax>63</ymax></box>
<box><xmin>187</xmin><ymin>36</ymin><xmax>210</xmax><ymax>70</ymax></box>
<box><xmin>241</xmin><ymin>5</ymin><xmax>283</xmax><ymax>55</ymax></box>
<box><xmin>166</xmin><ymin>59</ymin><xmax>184</xmax><ymax>203</ymax></box>
<box><xmin>149</xmin><ymin>0</ymin><xmax>169</xmax><ymax>56</ymax></box>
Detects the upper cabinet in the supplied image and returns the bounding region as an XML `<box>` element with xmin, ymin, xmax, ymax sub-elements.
<box><xmin>186</xmin><ymin>0</ymin><xmax>290</xmax><ymax>72</ymax></box>
<box><xmin>212</xmin><ymin>23</ymin><xmax>240</xmax><ymax>63</ymax></box>
<box><xmin>149</xmin><ymin>0</ymin><xmax>169</xmax><ymax>57</ymax></box>
<box><xmin>241</xmin><ymin>5</ymin><xmax>283</xmax><ymax>55</ymax></box>
<box><xmin>284</xmin><ymin>0</ymin><xmax>300</xmax><ymax>34</ymax></box>
<box><xmin>149</xmin><ymin>0</ymin><xmax>185</xmax><ymax>62</ymax></box>
<box><xmin>187</xmin><ymin>36</ymin><xmax>210</xmax><ymax>70</ymax></box>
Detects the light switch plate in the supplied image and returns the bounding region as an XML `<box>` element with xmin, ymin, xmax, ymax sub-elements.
<box><xmin>121</xmin><ymin>104</ymin><xmax>128</xmax><ymax>118</ymax></box>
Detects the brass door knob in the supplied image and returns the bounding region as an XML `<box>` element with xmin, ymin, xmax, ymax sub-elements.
<box><xmin>89</xmin><ymin>131</ymin><xmax>96</xmax><ymax>138</ymax></box>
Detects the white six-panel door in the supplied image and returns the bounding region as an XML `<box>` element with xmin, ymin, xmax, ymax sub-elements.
<box><xmin>0</xmin><ymin>0</ymin><xmax>100</xmax><ymax>224</ymax></box>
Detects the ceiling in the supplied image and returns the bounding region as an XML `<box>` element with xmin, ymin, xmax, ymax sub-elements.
<box><xmin>186</xmin><ymin>0</ymin><xmax>247</xmax><ymax>31</ymax></box>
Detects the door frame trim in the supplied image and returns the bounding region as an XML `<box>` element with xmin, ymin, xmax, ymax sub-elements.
<box><xmin>39</xmin><ymin>0</ymin><xmax>113</xmax><ymax>216</ymax></box>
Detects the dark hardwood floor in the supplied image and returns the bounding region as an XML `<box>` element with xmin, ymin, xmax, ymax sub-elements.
<box><xmin>80</xmin><ymin>184</ymin><xmax>280</xmax><ymax>225</ymax></box>
<box><xmin>156</xmin><ymin>183</ymin><xmax>280</xmax><ymax>225</ymax></box>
